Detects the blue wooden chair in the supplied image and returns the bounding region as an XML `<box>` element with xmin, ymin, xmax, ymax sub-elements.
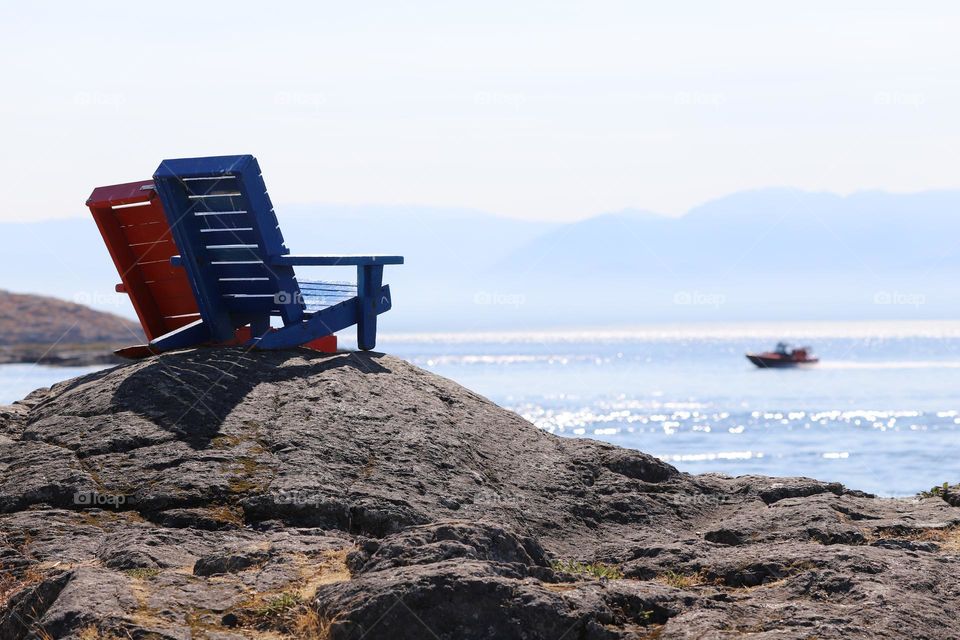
<box><xmin>149</xmin><ymin>154</ymin><xmax>402</xmax><ymax>352</ymax></box>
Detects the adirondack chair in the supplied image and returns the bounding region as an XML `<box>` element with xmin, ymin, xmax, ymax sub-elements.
<box><xmin>88</xmin><ymin>154</ymin><xmax>402</xmax><ymax>356</ymax></box>
<box><xmin>88</xmin><ymin>180</ymin><xmax>321</xmax><ymax>357</ymax></box>
<box><xmin>151</xmin><ymin>154</ymin><xmax>401</xmax><ymax>352</ymax></box>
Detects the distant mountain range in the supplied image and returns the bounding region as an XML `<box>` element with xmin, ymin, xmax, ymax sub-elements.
<box><xmin>3</xmin><ymin>189</ymin><xmax>959</xmax><ymax>331</ymax></box>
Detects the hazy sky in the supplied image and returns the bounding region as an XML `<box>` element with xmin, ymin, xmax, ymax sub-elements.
<box><xmin>1</xmin><ymin>1</ymin><xmax>958</xmax><ymax>222</ymax></box>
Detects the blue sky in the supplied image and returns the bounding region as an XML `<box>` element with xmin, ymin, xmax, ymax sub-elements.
<box><xmin>1</xmin><ymin>1</ymin><xmax>958</xmax><ymax>222</ymax></box>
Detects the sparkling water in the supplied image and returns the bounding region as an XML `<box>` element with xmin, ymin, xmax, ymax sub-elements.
<box><xmin>381</xmin><ymin>321</ymin><xmax>960</xmax><ymax>497</ymax></box>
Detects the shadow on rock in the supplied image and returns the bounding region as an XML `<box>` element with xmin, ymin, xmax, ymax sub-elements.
<box><xmin>112</xmin><ymin>348</ymin><xmax>389</xmax><ymax>448</ymax></box>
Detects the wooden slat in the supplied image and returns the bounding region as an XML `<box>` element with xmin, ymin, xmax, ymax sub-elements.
<box><xmin>188</xmin><ymin>193</ymin><xmax>250</xmax><ymax>214</ymax></box>
<box><xmin>195</xmin><ymin>212</ymin><xmax>254</xmax><ymax>229</ymax></box>
<box><xmin>86</xmin><ymin>180</ymin><xmax>155</xmax><ymax>208</ymax></box>
<box><xmin>121</xmin><ymin>221</ymin><xmax>170</xmax><ymax>245</ymax></box>
<box><xmin>182</xmin><ymin>177</ymin><xmax>239</xmax><ymax>197</ymax></box>
<box><xmin>128</xmin><ymin>238</ymin><xmax>179</xmax><ymax>263</ymax></box>
<box><xmin>164</xmin><ymin>314</ymin><xmax>201</xmax><ymax>329</ymax></box>
<box><xmin>217</xmin><ymin>279</ymin><xmax>277</xmax><ymax>295</ymax></box>
<box><xmin>209</xmin><ymin>262</ymin><xmax>275</xmax><ymax>279</ymax></box>
<box><xmin>222</xmin><ymin>296</ymin><xmax>278</xmax><ymax>313</ymax></box>
<box><xmin>137</xmin><ymin>260</ymin><xmax>182</xmax><ymax>282</ymax></box>
<box><xmin>153</xmin><ymin>293</ymin><xmax>202</xmax><ymax>318</ymax></box>
<box><xmin>114</xmin><ymin>204</ymin><xmax>168</xmax><ymax>227</ymax></box>
<box><xmin>204</xmin><ymin>246</ymin><xmax>263</xmax><ymax>262</ymax></box>
<box><xmin>200</xmin><ymin>228</ymin><xmax>260</xmax><ymax>245</ymax></box>
<box><xmin>145</xmin><ymin>277</ymin><xmax>196</xmax><ymax>301</ymax></box>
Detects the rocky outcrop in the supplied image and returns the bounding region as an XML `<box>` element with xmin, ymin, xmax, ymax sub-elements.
<box><xmin>1</xmin><ymin>348</ymin><xmax>959</xmax><ymax>639</ymax></box>
<box><xmin>0</xmin><ymin>290</ymin><xmax>143</xmax><ymax>365</ymax></box>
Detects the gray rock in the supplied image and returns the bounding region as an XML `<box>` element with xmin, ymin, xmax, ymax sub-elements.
<box><xmin>193</xmin><ymin>547</ymin><xmax>270</xmax><ymax>576</ymax></box>
<box><xmin>0</xmin><ymin>348</ymin><xmax>958</xmax><ymax>639</ymax></box>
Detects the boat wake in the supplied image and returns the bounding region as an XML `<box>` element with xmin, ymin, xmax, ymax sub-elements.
<box><xmin>817</xmin><ymin>360</ymin><xmax>960</xmax><ymax>370</ymax></box>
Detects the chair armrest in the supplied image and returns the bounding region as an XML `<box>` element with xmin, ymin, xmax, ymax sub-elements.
<box><xmin>269</xmin><ymin>254</ymin><xmax>404</xmax><ymax>266</ymax></box>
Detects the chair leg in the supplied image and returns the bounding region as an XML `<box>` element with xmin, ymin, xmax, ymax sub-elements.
<box><xmin>250</xmin><ymin>315</ymin><xmax>271</xmax><ymax>339</ymax></box>
<box><xmin>357</xmin><ymin>264</ymin><xmax>384</xmax><ymax>350</ymax></box>
<box><xmin>253</xmin><ymin>286</ymin><xmax>392</xmax><ymax>350</ymax></box>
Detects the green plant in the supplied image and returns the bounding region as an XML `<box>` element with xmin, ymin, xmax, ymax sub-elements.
<box><xmin>551</xmin><ymin>560</ymin><xmax>623</xmax><ymax>580</ymax></box>
<box><xmin>124</xmin><ymin>568</ymin><xmax>160</xmax><ymax>580</ymax></box>
<box><xmin>919</xmin><ymin>482</ymin><xmax>952</xmax><ymax>500</ymax></box>
<box><xmin>253</xmin><ymin>592</ymin><xmax>303</xmax><ymax>619</ymax></box>
<box><xmin>658</xmin><ymin>569</ymin><xmax>706</xmax><ymax>588</ymax></box>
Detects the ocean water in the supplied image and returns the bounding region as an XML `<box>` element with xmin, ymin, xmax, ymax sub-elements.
<box><xmin>0</xmin><ymin>363</ymin><xmax>110</xmax><ymax>406</ymax></box>
<box><xmin>380</xmin><ymin>321</ymin><xmax>960</xmax><ymax>497</ymax></box>
<box><xmin>2</xmin><ymin>321</ymin><xmax>958</xmax><ymax>497</ymax></box>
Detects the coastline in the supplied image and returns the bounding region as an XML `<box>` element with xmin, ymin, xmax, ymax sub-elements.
<box><xmin>0</xmin><ymin>342</ymin><xmax>125</xmax><ymax>367</ymax></box>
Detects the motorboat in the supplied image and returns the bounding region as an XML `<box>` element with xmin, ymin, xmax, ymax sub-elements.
<box><xmin>746</xmin><ymin>342</ymin><xmax>818</xmax><ymax>368</ymax></box>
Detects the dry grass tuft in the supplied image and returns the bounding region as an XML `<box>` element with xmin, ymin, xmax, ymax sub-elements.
<box><xmin>224</xmin><ymin>548</ymin><xmax>351</xmax><ymax>636</ymax></box>
<box><xmin>918</xmin><ymin>526</ymin><xmax>960</xmax><ymax>553</ymax></box>
<box><xmin>123</xmin><ymin>568</ymin><xmax>161</xmax><ymax>580</ymax></box>
<box><xmin>551</xmin><ymin>559</ymin><xmax>623</xmax><ymax>580</ymax></box>
<box><xmin>868</xmin><ymin>524</ymin><xmax>960</xmax><ymax>553</ymax></box>
<box><xmin>0</xmin><ymin>564</ymin><xmax>47</xmax><ymax>608</ymax></box>
<box><xmin>657</xmin><ymin>569</ymin><xmax>714</xmax><ymax>589</ymax></box>
<box><xmin>292</xmin><ymin>607</ymin><xmax>333</xmax><ymax>639</ymax></box>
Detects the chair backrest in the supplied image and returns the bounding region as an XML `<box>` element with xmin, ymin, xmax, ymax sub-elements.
<box><xmin>152</xmin><ymin>155</ymin><xmax>306</xmax><ymax>343</ymax></box>
<box><xmin>87</xmin><ymin>180</ymin><xmax>200</xmax><ymax>340</ymax></box>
